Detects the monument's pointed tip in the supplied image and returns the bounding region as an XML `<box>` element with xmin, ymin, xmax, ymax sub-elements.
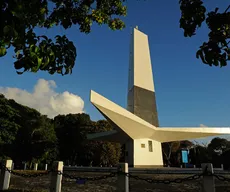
<box><xmin>128</xmin><ymin>26</ymin><xmax>155</xmax><ymax>92</ymax></box>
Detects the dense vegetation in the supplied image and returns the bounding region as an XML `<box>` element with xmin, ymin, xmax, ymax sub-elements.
<box><xmin>1</xmin><ymin>94</ymin><xmax>230</xmax><ymax>169</ymax></box>
<box><xmin>0</xmin><ymin>93</ymin><xmax>121</xmax><ymax>168</ymax></box>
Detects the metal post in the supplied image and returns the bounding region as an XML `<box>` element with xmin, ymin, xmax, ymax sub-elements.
<box><xmin>45</xmin><ymin>164</ymin><xmax>48</xmax><ymax>171</ymax></box>
<box><xmin>34</xmin><ymin>163</ymin><xmax>38</xmax><ymax>171</ymax></box>
<box><xmin>0</xmin><ymin>160</ymin><xmax>13</xmax><ymax>190</ymax></box>
<box><xmin>116</xmin><ymin>163</ymin><xmax>129</xmax><ymax>192</ymax></box>
<box><xmin>221</xmin><ymin>164</ymin><xmax>224</xmax><ymax>170</ymax></box>
<box><xmin>201</xmin><ymin>163</ymin><xmax>215</xmax><ymax>192</ymax></box>
<box><xmin>49</xmin><ymin>161</ymin><xmax>63</xmax><ymax>192</ymax></box>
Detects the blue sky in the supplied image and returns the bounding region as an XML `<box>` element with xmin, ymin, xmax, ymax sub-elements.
<box><xmin>0</xmin><ymin>0</ymin><xmax>230</xmax><ymax>137</ymax></box>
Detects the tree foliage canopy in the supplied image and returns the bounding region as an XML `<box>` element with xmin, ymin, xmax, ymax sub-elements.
<box><xmin>0</xmin><ymin>0</ymin><xmax>126</xmax><ymax>75</ymax></box>
<box><xmin>0</xmin><ymin>94</ymin><xmax>121</xmax><ymax>167</ymax></box>
<box><xmin>179</xmin><ymin>0</ymin><xmax>230</xmax><ymax>67</ymax></box>
<box><xmin>1</xmin><ymin>0</ymin><xmax>229</xmax><ymax>75</ymax></box>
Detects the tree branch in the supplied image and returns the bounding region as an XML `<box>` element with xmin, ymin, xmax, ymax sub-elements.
<box><xmin>224</xmin><ymin>5</ymin><xmax>230</xmax><ymax>13</ymax></box>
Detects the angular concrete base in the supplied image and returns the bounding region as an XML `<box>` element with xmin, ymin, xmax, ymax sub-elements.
<box><xmin>88</xmin><ymin>90</ymin><xmax>230</xmax><ymax>167</ymax></box>
<box><xmin>125</xmin><ymin>138</ymin><xmax>163</xmax><ymax>167</ymax></box>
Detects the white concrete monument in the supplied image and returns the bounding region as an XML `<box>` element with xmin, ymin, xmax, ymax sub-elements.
<box><xmin>87</xmin><ymin>27</ymin><xmax>230</xmax><ymax>167</ymax></box>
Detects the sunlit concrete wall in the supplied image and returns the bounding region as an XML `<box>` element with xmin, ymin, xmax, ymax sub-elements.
<box><xmin>132</xmin><ymin>28</ymin><xmax>155</xmax><ymax>92</ymax></box>
<box><xmin>133</xmin><ymin>138</ymin><xmax>163</xmax><ymax>167</ymax></box>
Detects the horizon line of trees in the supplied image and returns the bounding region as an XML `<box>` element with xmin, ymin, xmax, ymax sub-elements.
<box><xmin>1</xmin><ymin>93</ymin><xmax>230</xmax><ymax>169</ymax></box>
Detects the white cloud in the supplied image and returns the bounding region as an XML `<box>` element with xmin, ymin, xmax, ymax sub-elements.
<box><xmin>0</xmin><ymin>79</ymin><xmax>85</xmax><ymax>118</ymax></box>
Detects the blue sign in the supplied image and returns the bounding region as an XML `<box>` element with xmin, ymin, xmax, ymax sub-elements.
<box><xmin>181</xmin><ymin>150</ymin><xmax>188</xmax><ymax>164</ymax></box>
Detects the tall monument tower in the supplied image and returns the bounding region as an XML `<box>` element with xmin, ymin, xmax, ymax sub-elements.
<box><xmin>125</xmin><ymin>27</ymin><xmax>162</xmax><ymax>167</ymax></box>
<box><xmin>127</xmin><ymin>27</ymin><xmax>159</xmax><ymax>126</ymax></box>
<box><xmin>87</xmin><ymin>27</ymin><xmax>230</xmax><ymax>168</ymax></box>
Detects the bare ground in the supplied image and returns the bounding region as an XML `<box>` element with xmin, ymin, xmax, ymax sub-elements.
<box><xmin>8</xmin><ymin>172</ymin><xmax>230</xmax><ymax>192</ymax></box>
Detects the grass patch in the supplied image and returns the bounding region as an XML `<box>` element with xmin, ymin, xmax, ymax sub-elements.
<box><xmin>0</xmin><ymin>189</ymin><xmax>48</xmax><ymax>192</ymax></box>
<box><xmin>12</xmin><ymin>170</ymin><xmax>48</xmax><ymax>174</ymax></box>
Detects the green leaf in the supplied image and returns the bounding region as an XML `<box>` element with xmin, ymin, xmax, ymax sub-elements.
<box><xmin>196</xmin><ymin>49</ymin><xmax>207</xmax><ymax>64</ymax></box>
<box><xmin>30</xmin><ymin>52</ymin><xmax>37</xmax><ymax>60</ymax></box>
<box><xmin>55</xmin><ymin>35</ymin><xmax>61</xmax><ymax>41</ymax></box>
<box><xmin>31</xmin><ymin>67</ymin><xmax>38</xmax><ymax>73</ymax></box>
<box><xmin>205</xmin><ymin>52</ymin><xmax>213</xmax><ymax>65</ymax></box>
<box><xmin>49</xmin><ymin>69</ymin><xmax>55</xmax><ymax>75</ymax></box>
<box><xmin>0</xmin><ymin>47</ymin><xmax>7</xmax><ymax>57</ymax></box>
<box><xmin>40</xmin><ymin>36</ymin><xmax>48</xmax><ymax>41</ymax></box>
<box><xmin>220</xmin><ymin>59</ymin><xmax>227</xmax><ymax>67</ymax></box>
<box><xmin>40</xmin><ymin>8</ymin><xmax>46</xmax><ymax>14</ymax></box>
<box><xmin>14</xmin><ymin>60</ymin><xmax>24</xmax><ymax>70</ymax></box>
<box><xmin>13</xmin><ymin>28</ymin><xmax>18</xmax><ymax>38</ymax></box>
<box><xmin>65</xmin><ymin>67</ymin><xmax>70</xmax><ymax>75</ymax></box>
<box><xmin>45</xmin><ymin>56</ymin><xmax>50</xmax><ymax>65</ymax></box>
<box><xmin>35</xmin><ymin>46</ymin><xmax>39</xmax><ymax>53</ymax></box>
<box><xmin>16</xmin><ymin>71</ymin><xmax>24</xmax><ymax>75</ymax></box>
<box><xmin>3</xmin><ymin>26</ymin><xmax>11</xmax><ymax>34</ymax></box>
<box><xmin>213</xmin><ymin>59</ymin><xmax>219</xmax><ymax>66</ymax></box>
<box><xmin>49</xmin><ymin>51</ymin><xmax>55</xmax><ymax>62</ymax></box>
<box><xmin>196</xmin><ymin>50</ymin><xmax>202</xmax><ymax>59</ymax></box>
<box><xmin>37</xmin><ymin>57</ymin><xmax>42</xmax><ymax>67</ymax></box>
<box><xmin>30</xmin><ymin>45</ymin><xmax>36</xmax><ymax>52</ymax></box>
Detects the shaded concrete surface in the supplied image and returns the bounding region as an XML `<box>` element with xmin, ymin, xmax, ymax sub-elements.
<box><xmin>127</xmin><ymin>86</ymin><xmax>159</xmax><ymax>127</ymax></box>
